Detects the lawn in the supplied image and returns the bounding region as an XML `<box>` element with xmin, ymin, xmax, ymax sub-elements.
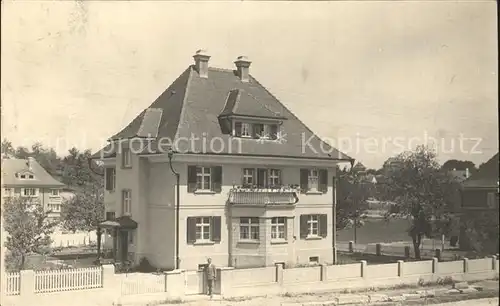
<box><xmin>337</xmin><ymin>218</ymin><xmax>413</xmax><ymax>244</ymax></box>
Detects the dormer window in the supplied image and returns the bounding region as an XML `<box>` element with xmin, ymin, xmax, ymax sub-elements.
<box><xmin>17</xmin><ymin>172</ymin><xmax>35</xmax><ymax>180</ymax></box>
<box><xmin>234</xmin><ymin>121</ymin><xmax>279</xmax><ymax>140</ymax></box>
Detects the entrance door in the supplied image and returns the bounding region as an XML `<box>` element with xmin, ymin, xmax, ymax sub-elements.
<box><xmin>120</xmin><ymin>231</ymin><xmax>129</xmax><ymax>262</ymax></box>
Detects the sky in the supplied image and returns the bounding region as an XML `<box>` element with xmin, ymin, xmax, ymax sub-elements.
<box><xmin>1</xmin><ymin>1</ymin><xmax>498</xmax><ymax>169</ymax></box>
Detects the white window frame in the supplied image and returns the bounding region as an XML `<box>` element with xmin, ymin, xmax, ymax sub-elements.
<box><xmin>307</xmin><ymin>215</ymin><xmax>319</xmax><ymax>237</ymax></box>
<box><xmin>271</xmin><ymin>217</ymin><xmax>286</xmax><ymax>240</ymax></box>
<box><xmin>22</xmin><ymin>188</ymin><xmax>38</xmax><ymax>197</ymax></box>
<box><xmin>122</xmin><ymin>148</ymin><xmax>132</xmax><ymax>168</ymax></box>
<box><xmin>122</xmin><ymin>189</ymin><xmax>132</xmax><ymax>215</ymax></box>
<box><xmin>4</xmin><ymin>188</ymin><xmax>12</xmax><ymax>197</ymax></box>
<box><xmin>240</xmin><ymin>217</ymin><xmax>260</xmax><ymax>241</ymax></box>
<box><xmin>48</xmin><ymin>203</ymin><xmax>61</xmax><ymax>212</ymax></box>
<box><xmin>308</xmin><ymin>169</ymin><xmax>319</xmax><ymax>191</ymax></box>
<box><xmin>196</xmin><ymin>167</ymin><xmax>212</xmax><ymax>190</ymax></box>
<box><xmin>243</xmin><ymin>168</ymin><xmax>255</xmax><ymax>186</ymax></box>
<box><xmin>241</xmin><ymin>122</ymin><xmax>252</xmax><ymax>138</ymax></box>
<box><xmin>195</xmin><ymin>217</ymin><xmax>211</xmax><ymax>242</ymax></box>
<box><xmin>268</xmin><ymin>169</ymin><xmax>281</xmax><ymax>186</ymax></box>
<box><xmin>50</xmin><ymin>189</ymin><xmax>60</xmax><ymax>197</ymax></box>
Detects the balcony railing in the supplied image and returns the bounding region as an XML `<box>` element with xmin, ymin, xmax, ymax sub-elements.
<box><xmin>228</xmin><ymin>185</ymin><xmax>299</xmax><ymax>205</ymax></box>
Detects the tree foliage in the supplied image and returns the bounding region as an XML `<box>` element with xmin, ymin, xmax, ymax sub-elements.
<box><xmin>61</xmin><ymin>186</ymin><xmax>104</xmax><ymax>233</ymax></box>
<box><xmin>336</xmin><ymin>167</ymin><xmax>371</xmax><ymax>230</ymax></box>
<box><xmin>3</xmin><ymin>197</ymin><xmax>58</xmax><ymax>269</ymax></box>
<box><xmin>378</xmin><ymin>145</ymin><xmax>456</xmax><ymax>259</ymax></box>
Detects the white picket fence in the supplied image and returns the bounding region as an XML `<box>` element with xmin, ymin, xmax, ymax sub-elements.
<box><xmin>4</xmin><ymin>272</ymin><xmax>21</xmax><ymax>296</ymax></box>
<box><xmin>34</xmin><ymin>267</ymin><xmax>103</xmax><ymax>293</ymax></box>
<box><xmin>118</xmin><ymin>273</ymin><xmax>166</xmax><ymax>296</ymax></box>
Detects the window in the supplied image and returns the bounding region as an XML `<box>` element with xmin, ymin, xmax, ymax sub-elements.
<box><xmin>106</xmin><ymin>212</ymin><xmax>116</xmax><ymax>220</ymax></box>
<box><xmin>308</xmin><ymin>170</ymin><xmax>319</xmax><ymax>191</ymax></box>
<box><xmin>240</xmin><ymin>217</ymin><xmax>259</xmax><ymax>240</ymax></box>
<box><xmin>241</xmin><ymin>123</ymin><xmax>251</xmax><ymax>137</ymax></box>
<box><xmin>195</xmin><ymin>217</ymin><xmax>211</xmax><ymax>241</ymax></box>
<box><xmin>48</xmin><ymin>204</ymin><xmax>61</xmax><ymax>212</ymax></box>
<box><xmin>122</xmin><ymin>148</ymin><xmax>132</xmax><ymax>168</ymax></box>
<box><xmin>187</xmin><ymin>216</ymin><xmax>221</xmax><ymax>243</ymax></box>
<box><xmin>4</xmin><ymin>188</ymin><xmax>12</xmax><ymax>197</ymax></box>
<box><xmin>243</xmin><ymin>168</ymin><xmax>255</xmax><ymax>186</ymax></box>
<box><xmin>28</xmin><ymin>174</ymin><xmax>34</xmax><ymax>179</ymax></box>
<box><xmin>50</xmin><ymin>189</ymin><xmax>59</xmax><ymax>197</ymax></box>
<box><xmin>122</xmin><ymin>189</ymin><xmax>132</xmax><ymax>215</ymax></box>
<box><xmin>22</xmin><ymin>188</ymin><xmax>37</xmax><ymax>197</ymax></box>
<box><xmin>268</xmin><ymin>169</ymin><xmax>281</xmax><ymax>187</ymax></box>
<box><xmin>196</xmin><ymin>167</ymin><xmax>211</xmax><ymax>190</ymax></box>
<box><xmin>307</xmin><ymin>215</ymin><xmax>319</xmax><ymax>236</ymax></box>
<box><xmin>271</xmin><ymin>217</ymin><xmax>286</xmax><ymax>240</ymax></box>
<box><xmin>309</xmin><ymin>256</ymin><xmax>319</xmax><ymax>264</ymax></box>
<box><xmin>105</xmin><ymin>168</ymin><xmax>116</xmax><ymax>191</ymax></box>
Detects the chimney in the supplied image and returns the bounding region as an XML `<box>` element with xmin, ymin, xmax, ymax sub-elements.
<box><xmin>27</xmin><ymin>157</ymin><xmax>34</xmax><ymax>171</ymax></box>
<box><xmin>234</xmin><ymin>56</ymin><xmax>252</xmax><ymax>82</ymax></box>
<box><xmin>193</xmin><ymin>49</ymin><xmax>210</xmax><ymax>78</ymax></box>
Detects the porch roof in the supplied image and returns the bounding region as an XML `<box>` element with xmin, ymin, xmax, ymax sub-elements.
<box><xmin>99</xmin><ymin>216</ymin><xmax>138</xmax><ymax>230</ymax></box>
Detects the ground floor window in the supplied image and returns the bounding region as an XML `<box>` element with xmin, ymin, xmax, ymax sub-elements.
<box><xmin>240</xmin><ymin>217</ymin><xmax>259</xmax><ymax>240</ymax></box>
<box><xmin>271</xmin><ymin>217</ymin><xmax>286</xmax><ymax>240</ymax></box>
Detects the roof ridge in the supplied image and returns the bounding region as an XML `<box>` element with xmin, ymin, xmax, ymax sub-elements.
<box><xmin>208</xmin><ymin>67</ymin><xmax>234</xmax><ymax>73</ymax></box>
<box><xmin>248</xmin><ymin>74</ymin><xmax>352</xmax><ymax>161</ymax></box>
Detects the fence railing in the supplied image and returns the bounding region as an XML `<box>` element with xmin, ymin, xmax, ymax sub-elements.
<box><xmin>4</xmin><ymin>272</ymin><xmax>21</xmax><ymax>296</ymax></box>
<box><xmin>34</xmin><ymin>267</ymin><xmax>103</xmax><ymax>293</ymax></box>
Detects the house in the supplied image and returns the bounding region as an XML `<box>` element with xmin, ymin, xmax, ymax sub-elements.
<box><xmin>1</xmin><ymin>157</ymin><xmax>65</xmax><ymax>221</ymax></box>
<box><xmin>458</xmin><ymin>152</ymin><xmax>499</xmax><ymax>253</ymax></box>
<box><xmin>93</xmin><ymin>50</ymin><xmax>352</xmax><ymax>271</ymax></box>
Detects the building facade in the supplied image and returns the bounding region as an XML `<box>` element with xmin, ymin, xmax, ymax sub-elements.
<box><xmin>94</xmin><ymin>51</ymin><xmax>352</xmax><ymax>271</ymax></box>
<box><xmin>2</xmin><ymin>157</ymin><xmax>65</xmax><ymax>221</ymax></box>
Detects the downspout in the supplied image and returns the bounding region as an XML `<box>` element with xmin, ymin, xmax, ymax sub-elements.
<box><xmin>167</xmin><ymin>149</ymin><xmax>181</xmax><ymax>270</ymax></box>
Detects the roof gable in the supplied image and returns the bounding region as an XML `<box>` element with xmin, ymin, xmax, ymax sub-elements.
<box><xmin>462</xmin><ymin>152</ymin><xmax>499</xmax><ymax>189</ymax></box>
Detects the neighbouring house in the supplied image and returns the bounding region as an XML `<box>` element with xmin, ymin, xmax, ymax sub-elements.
<box><xmin>458</xmin><ymin>152</ymin><xmax>499</xmax><ymax>253</ymax></box>
<box><xmin>92</xmin><ymin>50</ymin><xmax>352</xmax><ymax>271</ymax></box>
<box><xmin>1</xmin><ymin>157</ymin><xmax>65</xmax><ymax>221</ymax></box>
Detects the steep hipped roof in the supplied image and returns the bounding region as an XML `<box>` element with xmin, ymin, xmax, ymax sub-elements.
<box><xmin>1</xmin><ymin>158</ymin><xmax>65</xmax><ymax>187</ymax></box>
<box><xmin>462</xmin><ymin>152</ymin><xmax>499</xmax><ymax>189</ymax></box>
<box><xmin>94</xmin><ymin>60</ymin><xmax>352</xmax><ymax>161</ymax></box>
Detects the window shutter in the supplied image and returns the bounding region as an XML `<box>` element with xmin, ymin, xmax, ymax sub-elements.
<box><xmin>300</xmin><ymin>169</ymin><xmax>309</xmax><ymax>194</ymax></box>
<box><xmin>105</xmin><ymin>168</ymin><xmax>112</xmax><ymax>191</ymax></box>
<box><xmin>257</xmin><ymin>168</ymin><xmax>267</xmax><ymax>188</ymax></box>
<box><xmin>270</xmin><ymin>124</ymin><xmax>278</xmax><ymax>140</ymax></box>
<box><xmin>211</xmin><ymin>216</ymin><xmax>221</xmax><ymax>242</ymax></box>
<box><xmin>211</xmin><ymin>166</ymin><xmax>222</xmax><ymax>193</ymax></box>
<box><xmin>187</xmin><ymin>217</ymin><xmax>197</xmax><ymax>243</ymax></box>
<box><xmin>299</xmin><ymin>215</ymin><xmax>308</xmax><ymax>239</ymax></box>
<box><xmin>319</xmin><ymin>169</ymin><xmax>328</xmax><ymax>193</ymax></box>
<box><xmin>234</xmin><ymin>122</ymin><xmax>242</xmax><ymax>137</ymax></box>
<box><xmin>319</xmin><ymin>214</ymin><xmax>328</xmax><ymax>238</ymax></box>
<box><xmin>187</xmin><ymin>166</ymin><xmax>198</xmax><ymax>193</ymax></box>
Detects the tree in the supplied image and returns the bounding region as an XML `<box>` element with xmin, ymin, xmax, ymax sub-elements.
<box><xmin>1</xmin><ymin>138</ymin><xmax>15</xmax><ymax>158</ymax></box>
<box><xmin>61</xmin><ymin>186</ymin><xmax>104</xmax><ymax>233</ymax></box>
<box><xmin>3</xmin><ymin>197</ymin><xmax>58</xmax><ymax>269</ymax></box>
<box><xmin>336</xmin><ymin>167</ymin><xmax>370</xmax><ymax>231</ymax></box>
<box><xmin>379</xmin><ymin>145</ymin><xmax>455</xmax><ymax>259</ymax></box>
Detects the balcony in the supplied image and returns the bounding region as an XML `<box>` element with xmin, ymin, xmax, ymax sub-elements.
<box><xmin>228</xmin><ymin>185</ymin><xmax>299</xmax><ymax>206</ymax></box>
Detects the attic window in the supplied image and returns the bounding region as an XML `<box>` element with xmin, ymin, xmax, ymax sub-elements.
<box><xmin>18</xmin><ymin>173</ymin><xmax>35</xmax><ymax>180</ymax></box>
<box><xmin>234</xmin><ymin>121</ymin><xmax>279</xmax><ymax>141</ymax></box>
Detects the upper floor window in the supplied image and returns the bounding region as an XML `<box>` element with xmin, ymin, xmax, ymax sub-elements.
<box><xmin>240</xmin><ymin>217</ymin><xmax>259</xmax><ymax>241</ymax></box>
<box><xmin>122</xmin><ymin>148</ymin><xmax>132</xmax><ymax>168</ymax></box>
<box><xmin>187</xmin><ymin>166</ymin><xmax>222</xmax><ymax>193</ymax></box>
<box><xmin>122</xmin><ymin>189</ymin><xmax>132</xmax><ymax>215</ymax></box>
<box><xmin>242</xmin><ymin>168</ymin><xmax>282</xmax><ymax>188</ymax></box>
<box><xmin>18</xmin><ymin>173</ymin><xmax>35</xmax><ymax>180</ymax></box>
<box><xmin>22</xmin><ymin>188</ymin><xmax>38</xmax><ymax>197</ymax></box>
<box><xmin>50</xmin><ymin>189</ymin><xmax>60</xmax><ymax>197</ymax></box>
<box><xmin>105</xmin><ymin>168</ymin><xmax>116</xmax><ymax>191</ymax></box>
<box><xmin>300</xmin><ymin>168</ymin><xmax>328</xmax><ymax>193</ymax></box>
<box><xmin>234</xmin><ymin>121</ymin><xmax>279</xmax><ymax>140</ymax></box>
<box><xmin>106</xmin><ymin>211</ymin><xmax>116</xmax><ymax>221</ymax></box>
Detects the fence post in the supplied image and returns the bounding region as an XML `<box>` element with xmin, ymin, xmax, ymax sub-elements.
<box><xmin>397</xmin><ymin>260</ymin><xmax>404</xmax><ymax>277</ymax></box>
<box><xmin>275</xmin><ymin>263</ymin><xmax>284</xmax><ymax>285</ymax></box>
<box><xmin>101</xmin><ymin>264</ymin><xmax>118</xmax><ymax>300</ymax></box>
<box><xmin>404</xmin><ymin>246</ymin><xmax>411</xmax><ymax>259</ymax></box>
<box><xmin>435</xmin><ymin>249</ymin><xmax>441</xmax><ymax>261</ymax></box>
<box><xmin>463</xmin><ymin>258</ymin><xmax>469</xmax><ymax>274</ymax></box>
<box><xmin>320</xmin><ymin>264</ymin><xmax>327</xmax><ymax>281</ymax></box>
<box><xmin>19</xmin><ymin>270</ymin><xmax>35</xmax><ymax>299</ymax></box>
<box><xmin>349</xmin><ymin>241</ymin><xmax>354</xmax><ymax>253</ymax></box>
<box><xmin>165</xmin><ymin>269</ymin><xmax>185</xmax><ymax>298</ymax></box>
<box><xmin>217</xmin><ymin>267</ymin><xmax>234</xmax><ymax>297</ymax></box>
<box><xmin>432</xmin><ymin>257</ymin><xmax>439</xmax><ymax>274</ymax></box>
<box><xmin>493</xmin><ymin>255</ymin><xmax>498</xmax><ymax>272</ymax></box>
<box><xmin>360</xmin><ymin>260</ymin><xmax>367</xmax><ymax>279</ymax></box>
<box><xmin>376</xmin><ymin>244</ymin><xmax>382</xmax><ymax>256</ymax></box>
